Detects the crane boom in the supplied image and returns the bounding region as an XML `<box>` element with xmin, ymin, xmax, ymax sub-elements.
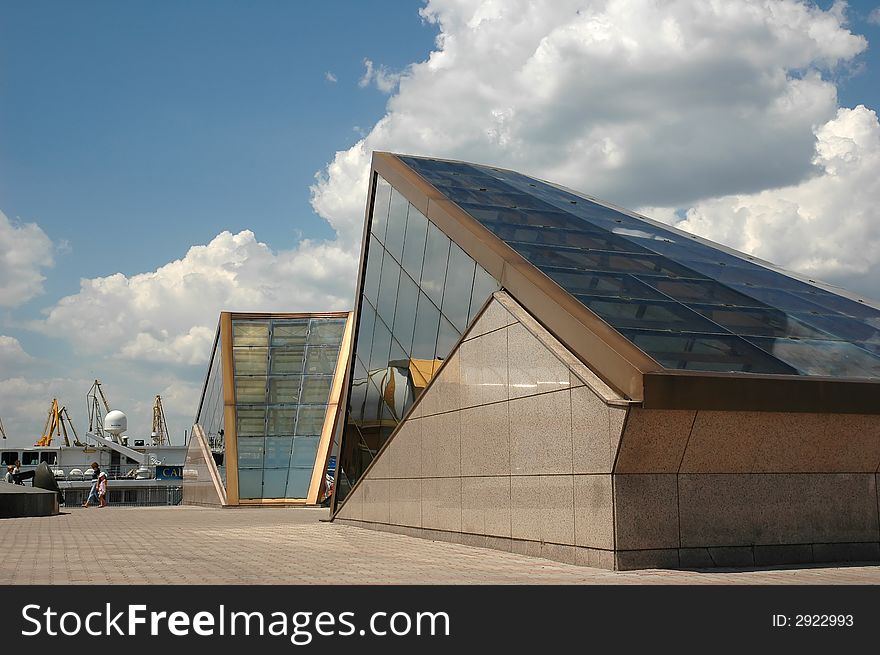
<box><xmin>35</xmin><ymin>399</ymin><xmax>83</xmax><ymax>447</ymax></box>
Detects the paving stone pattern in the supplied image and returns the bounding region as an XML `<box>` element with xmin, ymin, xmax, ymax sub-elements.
<box><xmin>1</xmin><ymin>507</ymin><xmax>879</xmax><ymax>584</ymax></box>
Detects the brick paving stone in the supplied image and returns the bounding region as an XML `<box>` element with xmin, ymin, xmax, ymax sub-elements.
<box><xmin>1</xmin><ymin>506</ymin><xmax>879</xmax><ymax>584</ymax></box>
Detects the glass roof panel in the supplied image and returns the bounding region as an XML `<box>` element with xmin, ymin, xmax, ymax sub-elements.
<box><xmin>398</xmin><ymin>155</ymin><xmax>880</xmax><ymax>380</ymax></box>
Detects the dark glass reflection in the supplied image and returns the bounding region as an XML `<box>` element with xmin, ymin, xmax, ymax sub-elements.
<box><xmin>401</xmin><ymin>207</ymin><xmax>429</xmax><ymax>281</ymax></box>
<box><xmin>337</xmin><ymin>173</ymin><xmax>503</xmax><ymax>503</ymax></box>
<box><xmin>442</xmin><ymin>242</ymin><xmax>476</xmax><ymax>332</ymax></box>
<box><xmin>384</xmin><ymin>189</ymin><xmax>409</xmax><ymax>261</ymax></box>
<box><xmin>421</xmin><ymin>222</ymin><xmax>451</xmax><ymax>307</ymax></box>
<box><xmin>371</xmin><ymin>177</ymin><xmax>391</xmax><ymax>244</ymax></box>
<box><xmin>399</xmin><ymin>154</ymin><xmax>880</xmax><ymax>381</ymax></box>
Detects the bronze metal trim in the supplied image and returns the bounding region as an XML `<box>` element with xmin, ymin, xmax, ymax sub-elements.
<box><xmin>220</xmin><ymin>312</ymin><xmax>239</xmax><ymax>505</ymax></box>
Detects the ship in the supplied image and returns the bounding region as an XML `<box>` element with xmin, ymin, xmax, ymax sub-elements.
<box><xmin>1</xmin><ymin>382</ymin><xmax>188</xmax><ymax>506</ymax></box>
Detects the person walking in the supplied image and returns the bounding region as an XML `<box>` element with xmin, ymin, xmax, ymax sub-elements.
<box><xmin>97</xmin><ymin>470</ymin><xmax>108</xmax><ymax>508</ymax></box>
<box><xmin>83</xmin><ymin>462</ymin><xmax>100</xmax><ymax>507</ymax></box>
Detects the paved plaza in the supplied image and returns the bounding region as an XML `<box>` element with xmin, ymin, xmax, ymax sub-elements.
<box><xmin>1</xmin><ymin>506</ymin><xmax>879</xmax><ymax>584</ymax></box>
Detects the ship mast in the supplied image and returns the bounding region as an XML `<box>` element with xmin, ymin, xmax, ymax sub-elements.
<box><xmin>151</xmin><ymin>395</ymin><xmax>171</xmax><ymax>446</ymax></box>
<box><xmin>87</xmin><ymin>379</ymin><xmax>112</xmax><ymax>440</ymax></box>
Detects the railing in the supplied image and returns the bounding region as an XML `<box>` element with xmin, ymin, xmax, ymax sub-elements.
<box><xmin>62</xmin><ymin>485</ymin><xmax>183</xmax><ymax>508</ymax></box>
<box><xmin>51</xmin><ymin>464</ymin><xmax>178</xmax><ymax>481</ymax></box>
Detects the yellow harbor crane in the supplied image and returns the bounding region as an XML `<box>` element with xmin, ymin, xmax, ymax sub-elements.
<box><xmin>151</xmin><ymin>395</ymin><xmax>171</xmax><ymax>446</ymax></box>
<box><xmin>34</xmin><ymin>398</ymin><xmax>83</xmax><ymax>447</ymax></box>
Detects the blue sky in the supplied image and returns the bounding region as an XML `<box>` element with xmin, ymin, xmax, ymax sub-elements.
<box><xmin>1</xmin><ymin>0</ymin><xmax>879</xmax><ymax>443</ymax></box>
<box><xmin>0</xmin><ymin>0</ymin><xmax>435</xmax><ymax>291</ymax></box>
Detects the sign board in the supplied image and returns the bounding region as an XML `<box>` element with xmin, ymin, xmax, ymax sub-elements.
<box><xmin>155</xmin><ymin>465</ymin><xmax>182</xmax><ymax>480</ymax></box>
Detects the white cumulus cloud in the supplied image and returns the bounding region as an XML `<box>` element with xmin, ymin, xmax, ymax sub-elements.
<box><xmin>35</xmin><ymin>230</ymin><xmax>356</xmax><ymax>364</ymax></box>
<box><xmin>358</xmin><ymin>58</ymin><xmax>403</xmax><ymax>94</ymax></box>
<box><xmin>311</xmin><ymin>0</ymin><xmax>877</xmax><ymax>295</ymax></box>
<box><xmin>0</xmin><ymin>335</ymin><xmax>34</xmax><ymax>369</ymax></box>
<box><xmin>0</xmin><ymin>210</ymin><xmax>55</xmax><ymax>307</ymax></box>
<box><xmin>644</xmin><ymin>105</ymin><xmax>880</xmax><ymax>297</ymax></box>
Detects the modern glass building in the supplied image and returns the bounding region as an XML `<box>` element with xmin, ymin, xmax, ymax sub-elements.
<box><xmin>183</xmin><ymin>311</ymin><xmax>352</xmax><ymax>506</ymax></box>
<box><xmin>332</xmin><ymin>152</ymin><xmax>880</xmax><ymax>570</ymax></box>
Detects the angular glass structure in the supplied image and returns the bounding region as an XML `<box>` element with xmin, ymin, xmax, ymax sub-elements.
<box><xmin>184</xmin><ymin>311</ymin><xmax>352</xmax><ymax>506</ymax></box>
<box><xmin>332</xmin><ymin>149</ymin><xmax>880</xmax><ymax>560</ymax></box>
<box><xmin>337</xmin><ymin>176</ymin><xmax>499</xmax><ymax>499</ymax></box>
<box><xmin>397</xmin><ymin>155</ymin><xmax>880</xmax><ymax>378</ymax></box>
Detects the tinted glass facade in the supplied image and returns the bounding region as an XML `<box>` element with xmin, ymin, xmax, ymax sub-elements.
<box><xmin>232</xmin><ymin>317</ymin><xmax>345</xmax><ymax>499</ymax></box>
<box><xmin>194</xmin><ymin>313</ymin><xmax>348</xmax><ymax>503</ymax></box>
<box><xmin>399</xmin><ymin>156</ymin><xmax>880</xmax><ymax>378</ymax></box>
<box><xmin>336</xmin><ymin>175</ymin><xmax>500</xmax><ymax>500</ymax></box>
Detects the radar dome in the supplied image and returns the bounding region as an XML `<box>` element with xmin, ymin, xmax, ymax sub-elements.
<box><xmin>103</xmin><ymin>410</ymin><xmax>127</xmax><ymax>435</ymax></box>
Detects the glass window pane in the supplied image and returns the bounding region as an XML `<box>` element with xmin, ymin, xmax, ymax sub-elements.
<box><xmin>286</xmin><ymin>467</ymin><xmax>313</xmax><ymax>498</ymax></box>
<box><xmin>267</xmin><ymin>376</ymin><xmax>301</xmax><ymax>404</ymax></box>
<box><xmin>420</xmin><ymin>222</ymin><xmax>451</xmax><ymax>307</ymax></box>
<box><xmin>237</xmin><ymin>469</ymin><xmax>263</xmax><ymax>499</ymax></box>
<box><xmin>300</xmin><ymin>376</ymin><xmax>333</xmax><ymax>404</ymax></box>
<box><xmin>237</xmin><ymin>436</ymin><xmax>265</xmax><ymax>468</ymax></box>
<box><xmin>726</xmin><ymin>285</ymin><xmax>829</xmax><ymax>314</ymax></box>
<box><xmin>292</xmin><ymin>435</ymin><xmax>320</xmax><ymax>468</ymax></box>
<box><xmin>436</xmin><ymin>315</ymin><xmax>462</xmax><ymax>361</ymax></box>
<box><xmin>361</xmin><ymin>376</ymin><xmax>382</xmax><ymax>423</ymax></box>
<box><xmin>469</xmin><ymin>264</ymin><xmax>500</xmax><ymax>323</ymax></box>
<box><xmin>548</xmin><ymin>270</ymin><xmax>666</xmax><ymax>300</ymax></box>
<box><xmin>579</xmin><ymin>298</ymin><xmax>722</xmax><ymax>333</ymax></box>
<box><xmin>305</xmin><ymin>346</ymin><xmax>340</xmax><ymax>375</ymax></box>
<box><xmin>746</xmin><ymin>337</ymin><xmax>880</xmax><ymax>378</ymax></box>
<box><xmin>354</xmin><ymin>301</ymin><xmax>376</xmax><ymax>370</ymax></box>
<box><xmin>791</xmin><ymin>312</ymin><xmax>880</xmax><ymax>344</ymax></box>
<box><xmin>233</xmin><ymin>322</ymin><xmax>268</xmax><ymax>347</ymax></box>
<box><xmin>362</xmin><ymin>243</ymin><xmax>384</xmax><ymax>307</ymax></box>
<box><xmin>371</xmin><ymin>176</ymin><xmax>392</xmax><ymax>244</ymax></box>
<box><xmin>270</xmin><ymin>346</ymin><xmax>305</xmax><ymax>375</ymax></box>
<box><xmin>262</xmin><ymin>469</ymin><xmax>289</xmax><ymax>498</ymax></box>
<box><xmin>296</xmin><ymin>406</ymin><xmax>327</xmax><ymax>435</ymax></box>
<box><xmin>234</xmin><ymin>378</ymin><xmax>266</xmax><ymax>404</ymax></box>
<box><xmin>347</xmin><ymin>375</ymin><xmax>368</xmax><ymax>424</ymax></box>
<box><xmin>384</xmin><ymin>189</ymin><xmax>409</xmax><ymax>261</ymax></box>
<box><xmin>233</xmin><ymin>348</ymin><xmax>268</xmax><ymax>376</ymax></box>
<box><xmin>618</xmin><ymin>329</ymin><xmax>797</xmax><ymax>374</ymax></box>
<box><xmin>271</xmin><ymin>320</ymin><xmax>308</xmax><ymax>346</ymax></box>
<box><xmin>308</xmin><ymin>318</ymin><xmax>346</xmax><ymax>345</ymax></box>
<box><xmin>401</xmin><ymin>206</ymin><xmax>429</xmax><ymax>281</ymax></box>
<box><xmin>377</xmin><ymin>254</ymin><xmax>401</xmax><ymax>325</ymax></box>
<box><xmin>263</xmin><ymin>436</ymin><xmax>294</xmax><ymax>468</ymax></box>
<box><xmin>689</xmin><ymin>305</ymin><xmax>830</xmax><ymax>339</ymax></box>
<box><xmin>441</xmin><ymin>242</ymin><xmax>476</xmax><ymax>332</ymax></box>
<box><xmin>636</xmin><ymin>277</ymin><xmax>763</xmax><ymax>307</ymax></box>
<box><xmin>411</xmin><ymin>292</ymin><xmax>441</xmax><ymax>360</ymax></box>
<box><xmin>267</xmin><ymin>407</ymin><xmax>297</xmax><ymax>435</ymax></box>
<box><xmin>392</xmin><ymin>271</ymin><xmax>419</xmax><ymax>354</ymax></box>
<box><xmin>236</xmin><ymin>408</ymin><xmax>266</xmax><ymax>436</ymax></box>
<box><xmin>369</xmin><ymin>317</ymin><xmax>393</xmax><ymax>372</ymax></box>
